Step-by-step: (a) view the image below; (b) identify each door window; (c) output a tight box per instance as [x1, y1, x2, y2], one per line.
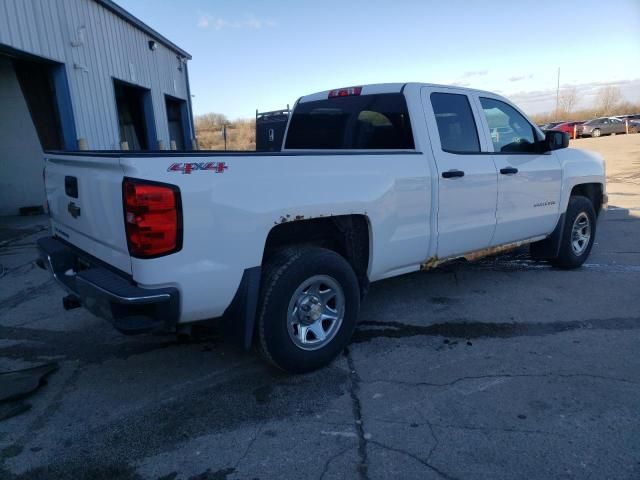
[480, 98, 539, 154]
[430, 93, 480, 153]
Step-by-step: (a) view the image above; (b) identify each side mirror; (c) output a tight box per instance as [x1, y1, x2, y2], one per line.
[544, 130, 569, 151]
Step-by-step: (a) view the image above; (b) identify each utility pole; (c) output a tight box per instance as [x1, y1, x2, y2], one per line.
[555, 67, 560, 120]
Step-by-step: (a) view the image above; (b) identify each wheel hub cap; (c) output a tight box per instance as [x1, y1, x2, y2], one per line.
[296, 295, 322, 325]
[287, 275, 345, 351]
[571, 212, 591, 255]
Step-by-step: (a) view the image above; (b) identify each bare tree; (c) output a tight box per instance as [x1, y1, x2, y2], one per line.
[558, 87, 578, 117]
[195, 113, 229, 130]
[595, 86, 622, 116]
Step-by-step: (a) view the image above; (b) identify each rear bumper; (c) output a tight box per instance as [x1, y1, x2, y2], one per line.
[37, 236, 180, 334]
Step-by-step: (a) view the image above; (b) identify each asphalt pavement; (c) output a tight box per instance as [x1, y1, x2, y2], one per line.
[0, 135, 639, 480]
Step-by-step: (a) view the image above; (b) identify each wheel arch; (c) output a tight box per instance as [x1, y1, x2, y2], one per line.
[532, 184, 602, 260]
[262, 214, 372, 296]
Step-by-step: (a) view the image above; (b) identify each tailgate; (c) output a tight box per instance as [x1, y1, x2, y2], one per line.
[44, 154, 131, 274]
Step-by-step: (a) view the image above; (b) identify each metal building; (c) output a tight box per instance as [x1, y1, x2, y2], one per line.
[0, 0, 194, 215]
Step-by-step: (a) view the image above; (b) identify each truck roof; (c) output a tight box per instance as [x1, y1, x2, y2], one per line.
[297, 82, 498, 104]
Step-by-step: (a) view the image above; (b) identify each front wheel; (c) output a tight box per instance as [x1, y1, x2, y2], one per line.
[256, 247, 360, 373]
[592, 128, 601, 138]
[553, 196, 596, 269]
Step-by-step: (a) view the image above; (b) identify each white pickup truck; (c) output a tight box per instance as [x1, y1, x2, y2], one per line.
[38, 83, 607, 372]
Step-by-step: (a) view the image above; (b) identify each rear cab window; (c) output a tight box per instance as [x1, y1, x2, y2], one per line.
[285, 93, 414, 149]
[430, 92, 481, 153]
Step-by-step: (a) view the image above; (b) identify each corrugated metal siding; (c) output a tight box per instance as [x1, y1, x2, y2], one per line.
[0, 0, 191, 149]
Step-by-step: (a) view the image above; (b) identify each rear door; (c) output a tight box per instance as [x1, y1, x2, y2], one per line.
[420, 87, 498, 258]
[44, 154, 131, 273]
[472, 95, 562, 246]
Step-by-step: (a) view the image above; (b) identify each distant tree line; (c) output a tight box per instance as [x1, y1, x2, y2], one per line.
[529, 86, 640, 125]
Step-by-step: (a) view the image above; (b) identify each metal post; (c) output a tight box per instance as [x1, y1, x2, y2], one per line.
[555, 67, 560, 120]
[223, 124, 228, 151]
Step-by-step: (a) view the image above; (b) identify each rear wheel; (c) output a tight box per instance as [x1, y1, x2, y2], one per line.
[256, 247, 360, 373]
[553, 196, 596, 269]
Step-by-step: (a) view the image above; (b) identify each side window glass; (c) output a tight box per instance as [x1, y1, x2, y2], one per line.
[430, 92, 480, 153]
[480, 97, 538, 154]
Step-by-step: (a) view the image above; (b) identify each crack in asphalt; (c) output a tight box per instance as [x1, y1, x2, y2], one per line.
[431, 423, 560, 437]
[234, 424, 262, 469]
[352, 317, 640, 344]
[364, 372, 639, 389]
[318, 446, 353, 480]
[344, 348, 370, 480]
[368, 439, 460, 480]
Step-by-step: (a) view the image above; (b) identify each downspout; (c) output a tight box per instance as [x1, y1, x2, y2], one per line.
[184, 59, 196, 150]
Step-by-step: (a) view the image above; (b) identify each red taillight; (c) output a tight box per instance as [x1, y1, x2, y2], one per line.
[328, 86, 362, 98]
[123, 179, 181, 258]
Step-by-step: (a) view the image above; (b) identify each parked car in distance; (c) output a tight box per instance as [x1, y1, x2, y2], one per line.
[577, 117, 627, 137]
[615, 114, 640, 122]
[552, 121, 584, 139]
[541, 121, 565, 130]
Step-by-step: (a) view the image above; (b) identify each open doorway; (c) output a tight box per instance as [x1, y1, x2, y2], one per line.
[0, 51, 76, 214]
[13, 60, 64, 150]
[114, 80, 156, 150]
[165, 95, 190, 150]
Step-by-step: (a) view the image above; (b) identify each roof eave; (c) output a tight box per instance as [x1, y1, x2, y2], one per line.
[94, 0, 192, 59]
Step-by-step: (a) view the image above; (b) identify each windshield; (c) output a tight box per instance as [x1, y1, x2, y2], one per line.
[585, 119, 604, 125]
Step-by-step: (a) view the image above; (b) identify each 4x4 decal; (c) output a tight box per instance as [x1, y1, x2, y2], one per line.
[167, 162, 228, 174]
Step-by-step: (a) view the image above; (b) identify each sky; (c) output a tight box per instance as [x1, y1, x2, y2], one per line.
[117, 0, 640, 119]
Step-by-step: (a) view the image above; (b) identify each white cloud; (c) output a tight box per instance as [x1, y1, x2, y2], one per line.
[197, 13, 276, 30]
[509, 74, 534, 82]
[462, 70, 488, 78]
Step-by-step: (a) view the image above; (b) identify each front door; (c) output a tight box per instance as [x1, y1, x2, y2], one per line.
[421, 87, 498, 259]
[473, 95, 562, 246]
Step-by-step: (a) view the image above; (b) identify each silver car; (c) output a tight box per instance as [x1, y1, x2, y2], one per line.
[578, 117, 627, 137]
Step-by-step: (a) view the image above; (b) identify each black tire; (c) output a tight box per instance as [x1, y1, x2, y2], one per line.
[592, 128, 601, 138]
[256, 247, 360, 373]
[553, 195, 596, 269]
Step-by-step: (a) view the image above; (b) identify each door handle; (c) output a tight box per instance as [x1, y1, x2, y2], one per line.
[442, 170, 465, 179]
[500, 167, 518, 175]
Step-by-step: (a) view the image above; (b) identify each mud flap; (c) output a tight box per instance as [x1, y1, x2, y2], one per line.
[222, 267, 261, 350]
[530, 213, 565, 260]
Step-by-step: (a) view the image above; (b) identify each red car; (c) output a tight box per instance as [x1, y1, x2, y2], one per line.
[552, 121, 584, 139]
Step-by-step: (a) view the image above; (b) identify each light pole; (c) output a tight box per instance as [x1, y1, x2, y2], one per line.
[555, 67, 560, 120]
